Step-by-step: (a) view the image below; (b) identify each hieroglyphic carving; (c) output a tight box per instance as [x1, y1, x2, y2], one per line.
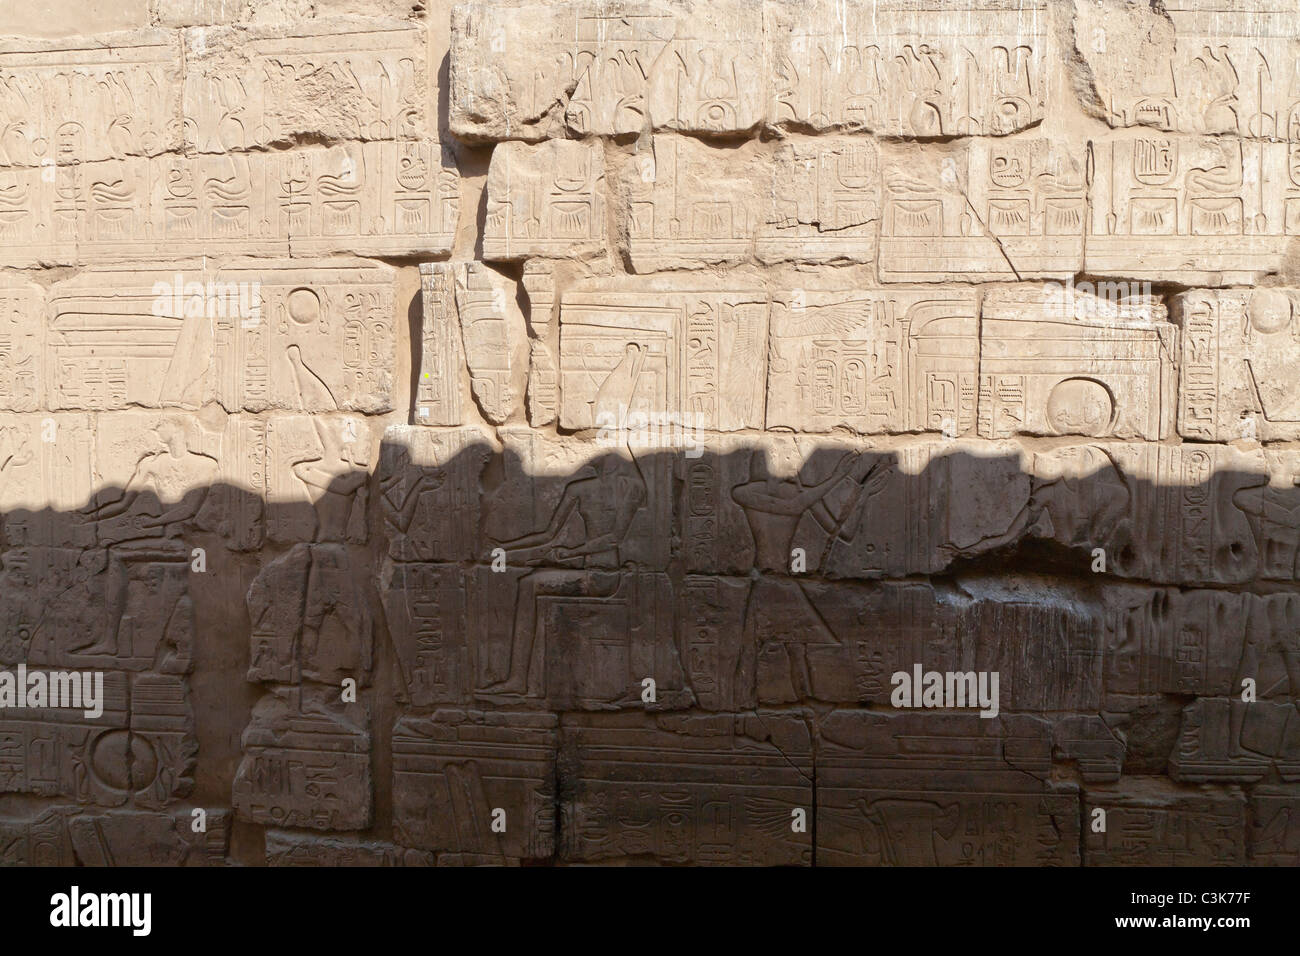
[678, 570, 1105, 712]
[768, 0, 1048, 137]
[0, 30, 182, 167]
[558, 286, 768, 433]
[760, 138, 881, 264]
[247, 542, 374, 685]
[68, 808, 231, 866]
[484, 140, 606, 261]
[1175, 288, 1300, 441]
[1105, 587, 1251, 702]
[473, 566, 682, 708]
[450, 2, 764, 141]
[416, 263, 465, 426]
[232, 686, 371, 831]
[974, 441, 1265, 587]
[527, 341, 560, 428]
[379, 424, 493, 562]
[454, 263, 522, 425]
[0, 142, 455, 263]
[0, 671, 128, 803]
[561, 712, 813, 865]
[804, 577, 1104, 712]
[474, 431, 679, 706]
[181, 18, 433, 150]
[47, 260, 396, 414]
[452, 1, 1048, 141]
[622, 136, 881, 269]
[766, 289, 979, 435]
[679, 575, 750, 711]
[489, 427, 672, 570]
[1084, 781, 1246, 865]
[0, 413, 96, 549]
[0, 807, 80, 865]
[1095, 442, 1264, 586]
[1087, 134, 1296, 284]
[879, 136, 1087, 282]
[2, 546, 194, 675]
[266, 830, 433, 866]
[0, 18, 454, 264]
[1072, 0, 1300, 138]
[5, 0, 1300, 872]
[622, 137, 761, 271]
[1250, 788, 1300, 864]
[381, 562, 470, 708]
[0, 281, 44, 412]
[816, 710, 1078, 866]
[1168, 596, 1300, 782]
[279, 141, 458, 257]
[393, 710, 557, 863]
[522, 263, 561, 427]
[0, 807, 229, 866]
[0, 670, 194, 810]
[978, 286, 1176, 440]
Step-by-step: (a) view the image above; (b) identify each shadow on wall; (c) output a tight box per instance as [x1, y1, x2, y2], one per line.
[0, 434, 1298, 866]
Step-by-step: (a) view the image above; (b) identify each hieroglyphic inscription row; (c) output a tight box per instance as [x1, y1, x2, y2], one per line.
[1073, 0, 1300, 137]
[0, 262, 397, 414]
[450, 0, 1052, 141]
[424, 264, 1300, 450]
[0, 18, 456, 263]
[479, 132, 1300, 285]
[453, 0, 1300, 144]
[0, 20, 434, 163]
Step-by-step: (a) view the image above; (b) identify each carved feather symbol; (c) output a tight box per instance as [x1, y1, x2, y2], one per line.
[774, 299, 873, 337]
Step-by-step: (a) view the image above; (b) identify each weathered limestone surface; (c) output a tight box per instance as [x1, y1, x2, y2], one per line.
[0, 0, 1298, 868]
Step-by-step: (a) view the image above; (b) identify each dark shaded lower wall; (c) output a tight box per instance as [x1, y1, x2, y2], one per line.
[1, 437, 1297, 866]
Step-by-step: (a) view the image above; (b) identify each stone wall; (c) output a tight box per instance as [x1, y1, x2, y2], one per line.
[0, 0, 1298, 866]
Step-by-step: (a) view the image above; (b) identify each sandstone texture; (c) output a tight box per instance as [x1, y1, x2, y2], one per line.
[0, 0, 1297, 868]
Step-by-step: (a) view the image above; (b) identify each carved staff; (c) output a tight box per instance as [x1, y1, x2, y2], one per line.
[818, 458, 881, 572]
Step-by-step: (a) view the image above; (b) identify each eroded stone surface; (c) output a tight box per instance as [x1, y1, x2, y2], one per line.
[1070, 0, 1297, 138]
[449, 1, 765, 142]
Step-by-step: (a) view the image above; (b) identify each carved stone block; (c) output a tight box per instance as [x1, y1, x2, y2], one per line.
[1084, 780, 1246, 866]
[232, 686, 371, 831]
[816, 709, 1079, 866]
[1175, 288, 1300, 441]
[979, 286, 1175, 440]
[561, 712, 813, 865]
[558, 286, 768, 433]
[266, 831, 434, 866]
[1070, 0, 1298, 137]
[450, 1, 765, 141]
[485, 140, 606, 261]
[393, 709, 557, 862]
[765, 288, 978, 435]
[1086, 135, 1296, 285]
[767, 0, 1049, 137]
[879, 136, 1086, 282]
[48, 261, 397, 414]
